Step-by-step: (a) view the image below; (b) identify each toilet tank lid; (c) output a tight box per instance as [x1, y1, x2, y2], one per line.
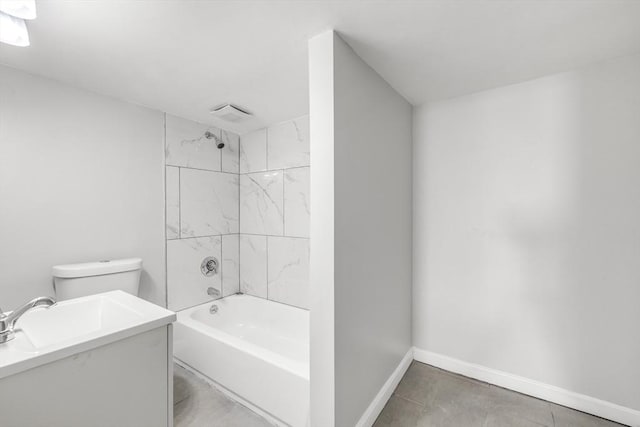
[52, 258, 143, 278]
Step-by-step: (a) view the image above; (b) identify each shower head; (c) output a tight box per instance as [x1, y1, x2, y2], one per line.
[204, 131, 224, 149]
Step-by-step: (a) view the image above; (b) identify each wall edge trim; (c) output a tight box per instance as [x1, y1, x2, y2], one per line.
[355, 348, 414, 427]
[413, 347, 640, 427]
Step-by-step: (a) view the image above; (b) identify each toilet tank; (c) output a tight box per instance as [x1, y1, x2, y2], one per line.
[52, 258, 142, 301]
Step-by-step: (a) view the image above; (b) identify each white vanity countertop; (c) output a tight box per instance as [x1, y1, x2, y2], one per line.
[0, 290, 176, 380]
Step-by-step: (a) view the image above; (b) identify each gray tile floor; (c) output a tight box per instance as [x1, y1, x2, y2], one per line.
[174, 361, 624, 427]
[374, 361, 626, 427]
[173, 364, 272, 427]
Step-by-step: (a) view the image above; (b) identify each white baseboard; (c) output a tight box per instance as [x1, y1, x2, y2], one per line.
[355, 348, 414, 427]
[413, 348, 640, 427]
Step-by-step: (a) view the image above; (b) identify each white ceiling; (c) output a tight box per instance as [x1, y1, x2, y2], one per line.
[2, 1, 640, 133]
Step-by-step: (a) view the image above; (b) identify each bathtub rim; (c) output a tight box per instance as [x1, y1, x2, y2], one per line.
[175, 294, 309, 381]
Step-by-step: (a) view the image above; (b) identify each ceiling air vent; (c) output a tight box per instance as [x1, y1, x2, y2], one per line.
[210, 104, 252, 123]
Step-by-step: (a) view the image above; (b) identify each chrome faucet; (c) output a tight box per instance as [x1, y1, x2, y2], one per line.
[0, 296, 56, 344]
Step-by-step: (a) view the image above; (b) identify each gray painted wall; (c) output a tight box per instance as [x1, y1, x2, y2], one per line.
[310, 31, 413, 426]
[413, 53, 640, 411]
[0, 65, 166, 308]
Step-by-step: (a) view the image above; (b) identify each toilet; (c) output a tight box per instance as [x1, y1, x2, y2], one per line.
[52, 258, 142, 300]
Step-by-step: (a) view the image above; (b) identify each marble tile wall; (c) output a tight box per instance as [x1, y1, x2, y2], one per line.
[164, 114, 309, 311]
[239, 116, 310, 309]
[165, 114, 240, 311]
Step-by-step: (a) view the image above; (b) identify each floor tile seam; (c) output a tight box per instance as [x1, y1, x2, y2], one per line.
[173, 396, 190, 406]
[483, 405, 556, 427]
[391, 392, 429, 409]
[415, 361, 494, 387]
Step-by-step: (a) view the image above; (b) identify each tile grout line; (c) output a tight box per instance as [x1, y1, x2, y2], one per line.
[173, 394, 189, 407]
[282, 168, 286, 238]
[163, 112, 169, 309]
[178, 167, 182, 240]
[392, 394, 427, 409]
[266, 235, 269, 300]
[218, 130, 231, 297]
[239, 164, 310, 176]
[238, 136, 242, 295]
[167, 164, 239, 175]
[235, 234, 240, 296]
[238, 232, 310, 240]
[167, 232, 241, 241]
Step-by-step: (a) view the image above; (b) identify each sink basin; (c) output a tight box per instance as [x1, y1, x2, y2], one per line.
[18, 294, 143, 349]
[0, 290, 175, 379]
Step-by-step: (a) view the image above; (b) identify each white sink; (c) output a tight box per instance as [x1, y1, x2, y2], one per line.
[0, 290, 175, 379]
[18, 294, 143, 348]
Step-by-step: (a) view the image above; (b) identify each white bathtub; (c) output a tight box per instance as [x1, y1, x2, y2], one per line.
[173, 294, 309, 427]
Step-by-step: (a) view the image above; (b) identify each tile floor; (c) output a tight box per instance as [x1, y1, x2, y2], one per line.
[174, 361, 625, 427]
[374, 361, 626, 427]
[173, 364, 272, 427]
